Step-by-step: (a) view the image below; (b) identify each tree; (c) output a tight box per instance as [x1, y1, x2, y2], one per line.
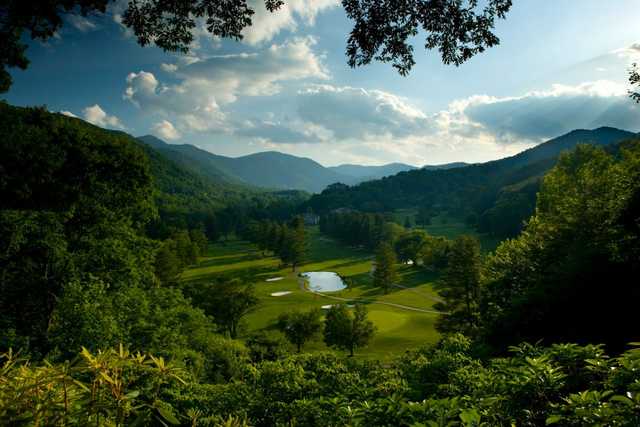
[434, 235, 482, 336]
[185, 279, 259, 338]
[286, 216, 306, 271]
[419, 236, 452, 271]
[395, 230, 428, 265]
[154, 241, 181, 284]
[343, 0, 512, 75]
[480, 143, 640, 352]
[373, 242, 397, 294]
[323, 304, 375, 357]
[1, 1, 514, 94]
[277, 309, 322, 352]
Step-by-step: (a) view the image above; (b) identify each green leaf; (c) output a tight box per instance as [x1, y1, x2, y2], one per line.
[546, 415, 564, 425]
[156, 406, 180, 425]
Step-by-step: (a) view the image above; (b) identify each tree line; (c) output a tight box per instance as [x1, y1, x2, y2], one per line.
[241, 216, 307, 270]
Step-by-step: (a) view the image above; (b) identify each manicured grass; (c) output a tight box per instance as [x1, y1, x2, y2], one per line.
[181, 227, 441, 360]
[393, 209, 503, 252]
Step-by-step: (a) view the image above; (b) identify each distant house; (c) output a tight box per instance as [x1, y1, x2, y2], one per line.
[303, 212, 320, 225]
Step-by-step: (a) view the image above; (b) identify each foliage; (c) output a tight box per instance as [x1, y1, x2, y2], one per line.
[435, 236, 482, 336]
[242, 216, 308, 269]
[480, 143, 640, 352]
[4, 340, 640, 426]
[324, 305, 376, 357]
[373, 242, 398, 294]
[277, 309, 323, 353]
[183, 279, 259, 339]
[343, 0, 512, 75]
[0, 345, 185, 426]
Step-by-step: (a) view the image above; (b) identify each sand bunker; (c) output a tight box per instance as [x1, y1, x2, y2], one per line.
[270, 291, 291, 297]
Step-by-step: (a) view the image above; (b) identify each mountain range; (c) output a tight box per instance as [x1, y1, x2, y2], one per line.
[305, 126, 638, 237]
[138, 135, 457, 193]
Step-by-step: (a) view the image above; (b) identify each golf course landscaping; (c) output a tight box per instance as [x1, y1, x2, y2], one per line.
[180, 227, 442, 360]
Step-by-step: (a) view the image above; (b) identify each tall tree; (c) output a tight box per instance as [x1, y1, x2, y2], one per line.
[435, 235, 482, 336]
[324, 304, 376, 357]
[287, 216, 306, 271]
[373, 242, 398, 294]
[277, 309, 322, 353]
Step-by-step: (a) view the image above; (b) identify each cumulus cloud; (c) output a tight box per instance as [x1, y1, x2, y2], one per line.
[448, 80, 640, 143]
[124, 37, 328, 133]
[153, 120, 181, 140]
[233, 79, 640, 165]
[295, 84, 431, 141]
[82, 104, 126, 129]
[60, 110, 78, 118]
[242, 0, 339, 45]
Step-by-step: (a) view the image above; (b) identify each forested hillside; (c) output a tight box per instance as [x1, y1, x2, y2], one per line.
[306, 127, 636, 237]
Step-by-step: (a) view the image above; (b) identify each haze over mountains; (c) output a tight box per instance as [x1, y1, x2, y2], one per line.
[139, 135, 462, 193]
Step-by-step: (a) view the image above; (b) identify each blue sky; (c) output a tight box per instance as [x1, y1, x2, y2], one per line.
[5, 0, 640, 166]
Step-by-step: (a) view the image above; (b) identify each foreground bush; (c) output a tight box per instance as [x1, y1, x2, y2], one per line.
[2, 337, 639, 426]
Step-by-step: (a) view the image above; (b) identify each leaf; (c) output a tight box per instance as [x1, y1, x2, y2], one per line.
[156, 405, 180, 425]
[125, 390, 141, 400]
[546, 415, 564, 425]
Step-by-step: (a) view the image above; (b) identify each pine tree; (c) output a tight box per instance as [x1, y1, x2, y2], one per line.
[288, 216, 306, 271]
[434, 235, 482, 336]
[373, 242, 397, 294]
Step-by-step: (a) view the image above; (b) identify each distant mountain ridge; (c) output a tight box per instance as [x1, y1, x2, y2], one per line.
[139, 136, 443, 193]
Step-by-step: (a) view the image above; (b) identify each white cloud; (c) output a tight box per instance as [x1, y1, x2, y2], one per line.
[613, 42, 640, 60]
[82, 104, 126, 129]
[295, 84, 431, 141]
[60, 110, 78, 118]
[160, 63, 178, 73]
[124, 37, 328, 133]
[152, 120, 181, 140]
[242, 0, 339, 45]
[232, 79, 640, 165]
[67, 15, 98, 32]
[448, 80, 639, 143]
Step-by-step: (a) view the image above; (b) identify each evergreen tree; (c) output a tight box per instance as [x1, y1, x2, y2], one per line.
[287, 216, 307, 271]
[435, 235, 482, 336]
[154, 241, 181, 285]
[324, 305, 376, 357]
[373, 242, 397, 294]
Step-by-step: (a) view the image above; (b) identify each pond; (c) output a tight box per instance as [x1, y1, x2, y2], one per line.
[303, 271, 347, 293]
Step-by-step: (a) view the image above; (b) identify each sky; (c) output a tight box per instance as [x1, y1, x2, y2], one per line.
[5, 0, 640, 166]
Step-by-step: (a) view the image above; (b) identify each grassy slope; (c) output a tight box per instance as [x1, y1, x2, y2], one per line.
[181, 228, 440, 360]
[393, 209, 503, 252]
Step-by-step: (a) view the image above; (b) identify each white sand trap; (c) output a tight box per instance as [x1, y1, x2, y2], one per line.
[321, 304, 334, 309]
[270, 291, 291, 297]
[266, 277, 284, 282]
